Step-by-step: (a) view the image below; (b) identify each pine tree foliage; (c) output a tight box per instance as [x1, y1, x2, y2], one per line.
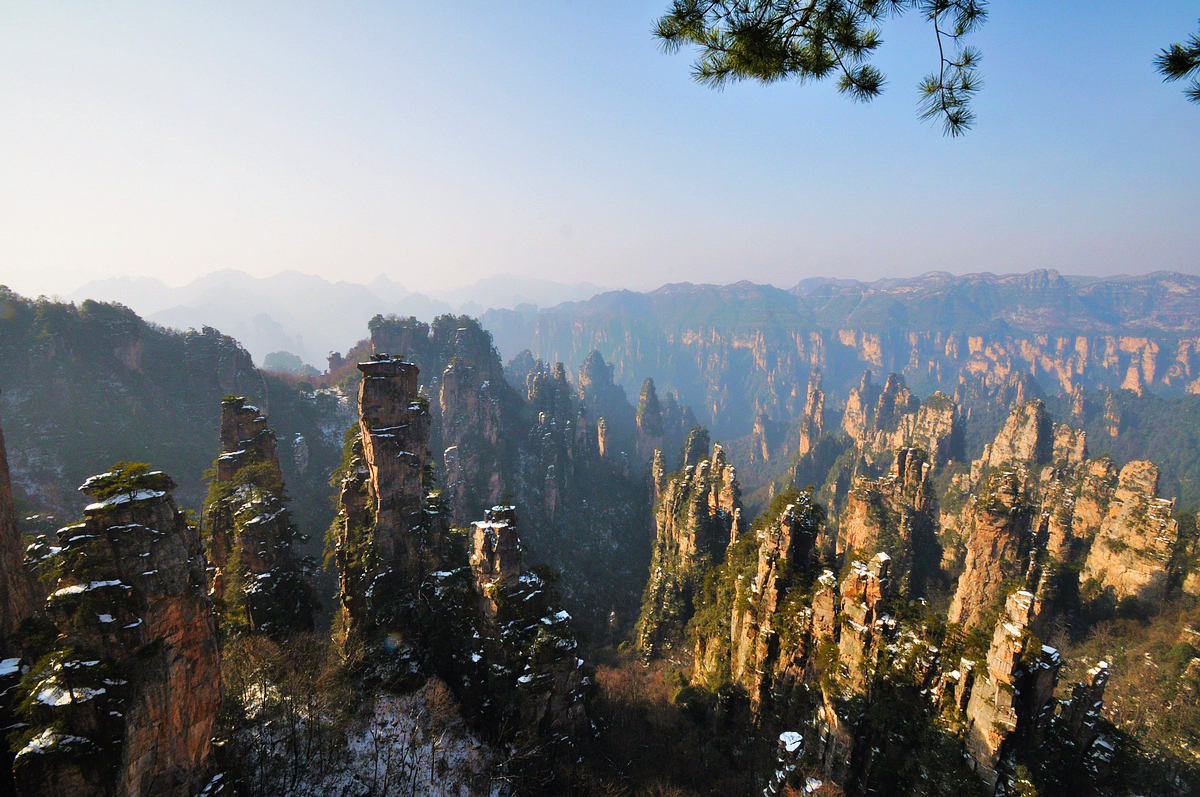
[1157, 19, 1200, 103]
[654, 0, 987, 135]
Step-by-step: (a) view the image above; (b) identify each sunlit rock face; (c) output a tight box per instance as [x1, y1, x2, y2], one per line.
[962, 590, 1060, 794]
[635, 440, 741, 659]
[1081, 460, 1179, 604]
[837, 447, 937, 594]
[15, 470, 220, 797]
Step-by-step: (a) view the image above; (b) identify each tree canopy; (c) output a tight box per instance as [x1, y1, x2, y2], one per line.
[654, 0, 988, 136]
[1157, 19, 1200, 103]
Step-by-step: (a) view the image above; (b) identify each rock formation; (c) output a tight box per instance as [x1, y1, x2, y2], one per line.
[13, 466, 220, 797]
[205, 397, 314, 636]
[1081, 461, 1179, 604]
[467, 507, 587, 742]
[440, 359, 507, 525]
[962, 590, 1060, 793]
[635, 439, 741, 658]
[974, 399, 1053, 476]
[332, 356, 442, 644]
[837, 448, 937, 593]
[726, 494, 822, 707]
[839, 373, 962, 468]
[947, 470, 1034, 629]
[636, 378, 665, 465]
[795, 369, 824, 459]
[470, 505, 523, 618]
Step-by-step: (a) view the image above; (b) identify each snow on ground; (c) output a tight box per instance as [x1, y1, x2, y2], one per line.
[234, 679, 504, 797]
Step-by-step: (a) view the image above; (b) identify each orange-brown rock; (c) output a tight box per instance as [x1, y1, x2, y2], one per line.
[962, 590, 1060, 794]
[357, 356, 432, 577]
[837, 448, 936, 591]
[948, 471, 1034, 629]
[1081, 461, 1178, 604]
[976, 399, 1053, 474]
[635, 440, 741, 658]
[837, 553, 892, 690]
[15, 469, 220, 797]
[728, 496, 821, 707]
[795, 369, 824, 459]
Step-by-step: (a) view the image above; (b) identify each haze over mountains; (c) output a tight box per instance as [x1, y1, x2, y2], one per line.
[67, 270, 611, 368]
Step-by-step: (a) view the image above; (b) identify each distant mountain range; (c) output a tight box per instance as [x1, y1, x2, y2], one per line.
[67, 270, 610, 368]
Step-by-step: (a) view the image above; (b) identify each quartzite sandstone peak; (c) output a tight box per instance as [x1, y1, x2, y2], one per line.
[15, 467, 220, 797]
[205, 396, 314, 635]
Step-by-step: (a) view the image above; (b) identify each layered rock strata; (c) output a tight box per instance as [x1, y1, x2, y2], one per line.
[837, 447, 936, 593]
[333, 356, 442, 643]
[962, 590, 1061, 793]
[14, 468, 220, 797]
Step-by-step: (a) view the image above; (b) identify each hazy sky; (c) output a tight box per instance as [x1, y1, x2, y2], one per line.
[1, 1, 1197, 299]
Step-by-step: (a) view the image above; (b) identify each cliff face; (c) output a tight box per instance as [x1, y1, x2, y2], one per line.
[726, 495, 822, 708]
[14, 467, 220, 797]
[205, 397, 314, 636]
[837, 447, 937, 594]
[795, 369, 825, 459]
[333, 357, 442, 644]
[635, 441, 741, 658]
[947, 470, 1034, 629]
[489, 272, 1200, 440]
[1081, 461, 1179, 604]
[974, 399, 1053, 475]
[962, 591, 1060, 793]
[839, 373, 963, 468]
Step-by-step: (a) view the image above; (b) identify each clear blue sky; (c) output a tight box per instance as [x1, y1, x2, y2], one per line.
[0, 1, 1196, 298]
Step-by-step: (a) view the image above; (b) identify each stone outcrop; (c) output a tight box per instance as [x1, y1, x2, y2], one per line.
[974, 399, 1053, 476]
[948, 470, 1034, 629]
[1081, 461, 1179, 604]
[470, 505, 522, 617]
[727, 495, 822, 707]
[468, 507, 587, 742]
[440, 359, 506, 525]
[837, 448, 936, 593]
[836, 553, 892, 691]
[635, 440, 741, 658]
[333, 356, 442, 643]
[205, 397, 313, 635]
[14, 467, 220, 797]
[636, 378, 666, 465]
[795, 369, 824, 459]
[962, 591, 1060, 794]
[839, 373, 962, 467]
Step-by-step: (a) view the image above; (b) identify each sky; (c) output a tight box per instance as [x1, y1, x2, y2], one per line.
[0, 1, 1196, 299]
